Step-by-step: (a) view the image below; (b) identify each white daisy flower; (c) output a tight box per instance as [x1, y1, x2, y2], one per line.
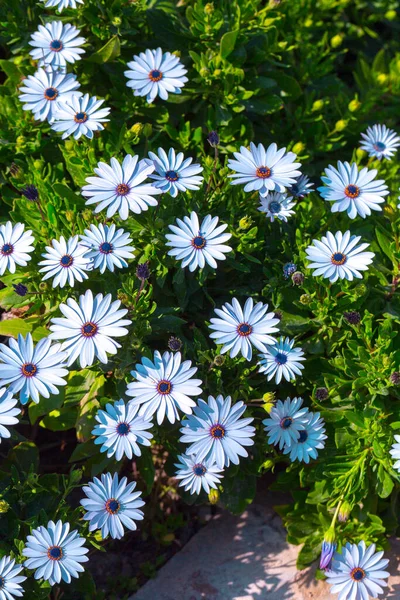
[44, 0, 84, 11]
[80, 472, 145, 540]
[23, 520, 88, 586]
[38, 235, 91, 288]
[305, 230, 375, 284]
[0, 388, 21, 443]
[209, 297, 279, 361]
[124, 48, 188, 103]
[179, 395, 255, 469]
[257, 192, 295, 223]
[126, 351, 202, 425]
[283, 412, 327, 463]
[227, 142, 301, 197]
[287, 174, 314, 198]
[0, 222, 34, 276]
[29, 21, 85, 69]
[263, 396, 309, 450]
[318, 161, 389, 219]
[145, 148, 203, 197]
[326, 540, 390, 600]
[0, 333, 68, 405]
[175, 453, 224, 495]
[360, 124, 400, 161]
[51, 93, 110, 140]
[258, 337, 305, 384]
[49, 289, 131, 368]
[92, 399, 153, 461]
[166, 211, 232, 271]
[79, 224, 135, 273]
[389, 435, 400, 472]
[0, 556, 26, 600]
[18, 68, 81, 123]
[81, 154, 161, 220]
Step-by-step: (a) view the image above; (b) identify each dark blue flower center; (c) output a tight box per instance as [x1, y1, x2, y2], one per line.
[157, 380, 172, 394]
[268, 201, 281, 214]
[193, 464, 207, 476]
[331, 252, 346, 266]
[210, 423, 225, 439]
[280, 417, 293, 429]
[105, 498, 121, 514]
[60, 254, 73, 267]
[116, 422, 130, 436]
[165, 170, 179, 182]
[0, 575, 4, 589]
[298, 430, 308, 443]
[373, 141, 386, 151]
[1, 243, 13, 255]
[192, 235, 206, 249]
[47, 545, 63, 560]
[351, 567, 366, 581]
[44, 87, 58, 100]
[116, 183, 130, 196]
[81, 321, 98, 337]
[256, 166, 271, 178]
[344, 184, 360, 198]
[74, 112, 88, 123]
[99, 242, 113, 254]
[237, 322, 252, 336]
[275, 352, 288, 365]
[50, 39, 63, 52]
[290, 184, 299, 195]
[149, 69, 163, 82]
[22, 363, 37, 377]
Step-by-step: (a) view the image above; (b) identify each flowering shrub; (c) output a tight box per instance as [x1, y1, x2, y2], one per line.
[0, 0, 400, 598]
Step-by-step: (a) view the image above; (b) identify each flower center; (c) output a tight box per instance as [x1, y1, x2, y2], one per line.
[275, 352, 288, 365]
[237, 322, 252, 336]
[210, 424, 226, 439]
[1, 243, 13, 256]
[331, 252, 347, 266]
[268, 200, 281, 214]
[256, 166, 271, 179]
[60, 254, 73, 267]
[280, 417, 293, 429]
[165, 170, 179, 182]
[74, 112, 88, 123]
[344, 184, 360, 198]
[99, 242, 113, 254]
[157, 380, 172, 394]
[116, 422, 130, 436]
[0, 576, 4, 589]
[298, 430, 308, 443]
[21, 363, 37, 377]
[105, 498, 121, 514]
[193, 463, 207, 476]
[50, 39, 63, 52]
[116, 183, 130, 196]
[373, 141, 386, 151]
[81, 321, 98, 337]
[149, 69, 163, 82]
[44, 87, 58, 100]
[192, 235, 206, 250]
[291, 184, 299, 195]
[350, 567, 366, 581]
[47, 545, 63, 561]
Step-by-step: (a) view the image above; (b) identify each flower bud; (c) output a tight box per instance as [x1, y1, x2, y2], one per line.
[292, 142, 305, 155]
[168, 336, 182, 352]
[335, 119, 348, 132]
[300, 294, 312, 305]
[283, 262, 297, 279]
[343, 311, 361, 325]
[238, 216, 252, 230]
[338, 501, 352, 522]
[320, 528, 337, 570]
[204, 2, 214, 14]
[0, 500, 10, 513]
[348, 99, 361, 112]
[214, 355, 225, 366]
[331, 34, 343, 48]
[390, 372, 400, 386]
[312, 99, 324, 112]
[199, 67, 210, 78]
[65, 210, 75, 223]
[207, 130, 219, 148]
[377, 73, 389, 85]
[208, 489, 219, 504]
[291, 271, 305, 286]
[136, 262, 150, 281]
[315, 387, 329, 401]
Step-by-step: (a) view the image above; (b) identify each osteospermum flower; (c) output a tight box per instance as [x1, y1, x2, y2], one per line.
[43, 0, 84, 11]
[51, 93, 110, 140]
[227, 142, 301, 196]
[360, 124, 400, 161]
[145, 148, 203, 197]
[283, 412, 327, 463]
[389, 435, 400, 472]
[81, 154, 161, 220]
[305, 231, 375, 283]
[0, 222, 34, 276]
[23, 520, 88, 586]
[0, 334, 68, 405]
[0, 556, 26, 600]
[126, 351, 202, 425]
[318, 161, 389, 219]
[80, 472, 145, 540]
[175, 453, 224, 495]
[326, 541, 390, 600]
[124, 48, 188, 103]
[258, 337, 305, 384]
[287, 174, 314, 198]
[80, 224, 135, 273]
[0, 388, 21, 442]
[29, 21, 85, 69]
[257, 192, 295, 223]
[166, 212, 232, 271]
[263, 397, 309, 450]
[49, 289, 131, 367]
[18, 68, 81, 123]
[92, 399, 153, 461]
[38, 235, 91, 288]
[209, 297, 279, 361]
[179, 395, 255, 469]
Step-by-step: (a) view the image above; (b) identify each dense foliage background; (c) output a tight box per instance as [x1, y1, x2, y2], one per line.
[1, 0, 400, 598]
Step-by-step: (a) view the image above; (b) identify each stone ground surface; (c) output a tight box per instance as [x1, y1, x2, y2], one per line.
[130, 494, 400, 600]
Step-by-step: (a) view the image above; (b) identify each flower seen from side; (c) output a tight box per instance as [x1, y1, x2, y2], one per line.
[287, 174, 314, 198]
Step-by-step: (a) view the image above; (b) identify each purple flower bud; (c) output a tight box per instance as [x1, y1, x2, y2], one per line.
[320, 539, 337, 570]
[13, 283, 28, 297]
[207, 131, 220, 148]
[20, 184, 39, 202]
[136, 262, 150, 281]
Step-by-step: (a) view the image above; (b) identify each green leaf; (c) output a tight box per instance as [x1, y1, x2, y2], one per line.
[53, 183, 85, 208]
[220, 30, 239, 59]
[375, 226, 394, 261]
[220, 474, 256, 514]
[88, 36, 121, 63]
[135, 447, 155, 494]
[6, 442, 39, 473]
[344, 411, 365, 428]
[0, 318, 32, 338]
[376, 465, 394, 498]
[270, 72, 302, 98]
[40, 406, 77, 431]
